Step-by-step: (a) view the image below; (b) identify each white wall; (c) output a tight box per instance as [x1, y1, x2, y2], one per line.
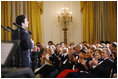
[41, 1, 83, 45]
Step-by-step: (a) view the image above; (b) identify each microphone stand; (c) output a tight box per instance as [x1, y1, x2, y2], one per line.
[7, 26, 15, 67]
[13, 23, 21, 67]
[7, 26, 15, 40]
[18, 28, 21, 67]
[4, 29, 6, 42]
[1, 25, 9, 42]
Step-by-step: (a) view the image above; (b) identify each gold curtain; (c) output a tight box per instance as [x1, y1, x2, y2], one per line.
[108, 1, 117, 42]
[1, 1, 11, 41]
[94, 1, 107, 41]
[81, 1, 117, 43]
[28, 1, 42, 45]
[81, 1, 95, 43]
[9, 1, 29, 30]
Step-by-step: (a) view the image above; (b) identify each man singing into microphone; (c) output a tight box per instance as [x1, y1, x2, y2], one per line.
[14, 15, 33, 68]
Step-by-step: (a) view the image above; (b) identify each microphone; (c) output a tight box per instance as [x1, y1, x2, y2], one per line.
[13, 22, 22, 29]
[7, 26, 14, 31]
[1, 25, 9, 32]
[28, 31, 32, 35]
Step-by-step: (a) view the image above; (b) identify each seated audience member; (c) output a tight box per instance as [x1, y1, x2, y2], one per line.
[68, 46, 77, 59]
[110, 42, 117, 61]
[82, 46, 87, 50]
[69, 42, 75, 47]
[60, 42, 65, 50]
[80, 49, 92, 71]
[101, 43, 106, 48]
[39, 43, 45, 55]
[37, 46, 42, 67]
[60, 48, 69, 64]
[45, 44, 62, 77]
[88, 49, 103, 70]
[60, 53, 75, 71]
[31, 46, 38, 71]
[41, 48, 52, 65]
[72, 44, 82, 59]
[75, 44, 82, 53]
[114, 48, 117, 66]
[111, 42, 117, 52]
[35, 47, 56, 77]
[36, 42, 44, 65]
[90, 45, 96, 52]
[75, 50, 88, 71]
[111, 46, 117, 77]
[56, 53, 78, 78]
[84, 49, 92, 60]
[36, 42, 40, 47]
[47, 41, 56, 51]
[94, 48, 103, 62]
[49, 44, 62, 69]
[55, 48, 69, 71]
[63, 50, 87, 78]
[82, 42, 89, 49]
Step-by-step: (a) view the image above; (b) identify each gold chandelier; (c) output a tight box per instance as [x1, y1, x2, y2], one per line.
[57, 8, 72, 23]
[57, 8, 72, 44]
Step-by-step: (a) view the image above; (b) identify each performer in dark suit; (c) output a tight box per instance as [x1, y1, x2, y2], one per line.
[13, 15, 33, 67]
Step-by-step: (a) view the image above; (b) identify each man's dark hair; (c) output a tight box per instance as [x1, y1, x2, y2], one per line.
[82, 41, 87, 44]
[28, 31, 32, 35]
[48, 41, 53, 45]
[105, 41, 110, 44]
[79, 49, 86, 54]
[16, 15, 26, 26]
[100, 41, 105, 44]
[36, 42, 40, 45]
[112, 43, 117, 48]
[60, 42, 64, 44]
[56, 43, 60, 46]
[36, 42, 40, 47]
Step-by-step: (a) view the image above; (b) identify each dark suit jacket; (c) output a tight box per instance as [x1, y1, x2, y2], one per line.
[12, 28, 33, 67]
[112, 56, 117, 74]
[31, 51, 38, 71]
[20, 28, 33, 67]
[49, 51, 61, 69]
[90, 58, 114, 78]
[60, 59, 75, 72]
[20, 28, 32, 50]
[75, 62, 87, 71]
[60, 53, 69, 63]
[69, 58, 114, 78]
[73, 52, 79, 59]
